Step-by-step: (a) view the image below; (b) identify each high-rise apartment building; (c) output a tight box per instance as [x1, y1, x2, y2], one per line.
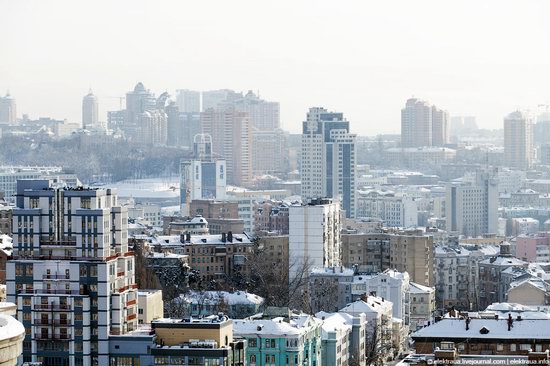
[252, 129, 289, 176]
[124, 82, 156, 139]
[82, 90, 98, 129]
[137, 109, 167, 145]
[175, 89, 200, 113]
[6, 180, 137, 366]
[201, 106, 252, 186]
[446, 169, 499, 237]
[504, 111, 533, 170]
[202, 89, 241, 111]
[165, 101, 180, 146]
[301, 107, 356, 218]
[180, 134, 227, 215]
[431, 106, 449, 146]
[233, 90, 280, 131]
[0, 92, 17, 124]
[288, 198, 341, 281]
[401, 98, 449, 147]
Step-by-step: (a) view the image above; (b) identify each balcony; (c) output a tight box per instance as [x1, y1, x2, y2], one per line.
[34, 319, 71, 326]
[33, 303, 72, 311]
[34, 333, 72, 340]
[43, 274, 70, 280]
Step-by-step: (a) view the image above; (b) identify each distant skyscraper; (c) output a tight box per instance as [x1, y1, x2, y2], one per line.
[201, 106, 252, 186]
[401, 98, 432, 147]
[431, 106, 449, 146]
[534, 111, 550, 146]
[446, 169, 499, 237]
[252, 129, 289, 176]
[180, 134, 227, 215]
[165, 101, 180, 146]
[181, 112, 202, 149]
[176, 89, 201, 113]
[201, 89, 241, 111]
[137, 109, 167, 145]
[233, 90, 280, 131]
[301, 107, 357, 218]
[0, 92, 17, 124]
[82, 89, 98, 129]
[125, 82, 156, 139]
[504, 111, 533, 170]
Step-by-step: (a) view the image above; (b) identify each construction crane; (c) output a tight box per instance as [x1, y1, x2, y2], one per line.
[102, 96, 126, 110]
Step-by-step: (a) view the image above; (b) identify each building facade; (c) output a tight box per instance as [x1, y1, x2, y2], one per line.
[504, 111, 533, 170]
[82, 90, 99, 129]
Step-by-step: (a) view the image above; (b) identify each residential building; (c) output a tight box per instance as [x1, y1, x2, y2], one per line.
[504, 110, 533, 170]
[252, 129, 289, 176]
[253, 200, 290, 235]
[6, 179, 137, 365]
[389, 229, 434, 286]
[401, 98, 432, 147]
[356, 190, 418, 227]
[151, 315, 246, 366]
[309, 267, 355, 313]
[137, 289, 163, 325]
[351, 269, 410, 326]
[409, 282, 436, 331]
[316, 313, 352, 366]
[0, 92, 16, 124]
[446, 169, 499, 237]
[137, 109, 167, 145]
[180, 112, 202, 148]
[202, 89, 241, 111]
[233, 90, 280, 131]
[165, 100, 180, 146]
[431, 106, 449, 147]
[0, 234, 12, 283]
[164, 215, 210, 236]
[125, 82, 156, 139]
[507, 277, 550, 306]
[201, 106, 252, 186]
[412, 317, 550, 355]
[478, 242, 527, 308]
[288, 199, 341, 281]
[515, 233, 550, 262]
[384, 147, 456, 169]
[341, 233, 391, 273]
[233, 312, 322, 366]
[127, 202, 162, 227]
[82, 89, 98, 129]
[176, 89, 201, 113]
[180, 134, 227, 215]
[301, 107, 357, 218]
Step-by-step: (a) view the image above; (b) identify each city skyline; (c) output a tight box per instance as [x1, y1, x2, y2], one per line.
[2, 1, 550, 135]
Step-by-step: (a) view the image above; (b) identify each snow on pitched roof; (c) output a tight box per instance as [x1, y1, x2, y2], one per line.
[410, 282, 435, 294]
[233, 315, 321, 338]
[314, 312, 352, 339]
[180, 291, 264, 306]
[340, 296, 393, 315]
[412, 318, 550, 340]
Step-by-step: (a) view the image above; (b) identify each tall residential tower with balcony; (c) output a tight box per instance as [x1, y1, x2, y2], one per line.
[6, 180, 138, 366]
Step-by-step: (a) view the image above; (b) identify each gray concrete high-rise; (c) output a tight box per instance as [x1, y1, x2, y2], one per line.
[401, 98, 449, 147]
[124, 82, 156, 139]
[504, 110, 533, 170]
[301, 107, 357, 218]
[82, 89, 98, 129]
[0, 92, 17, 124]
[233, 90, 280, 131]
[176, 89, 200, 113]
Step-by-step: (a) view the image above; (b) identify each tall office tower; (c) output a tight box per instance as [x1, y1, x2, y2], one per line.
[176, 89, 200, 113]
[301, 107, 357, 218]
[82, 89, 98, 129]
[201, 89, 241, 111]
[201, 106, 252, 186]
[165, 101, 180, 146]
[288, 198, 341, 281]
[137, 110, 167, 145]
[180, 112, 202, 149]
[107, 110, 125, 130]
[252, 129, 289, 176]
[124, 82, 156, 139]
[6, 180, 137, 366]
[446, 169, 499, 237]
[180, 134, 227, 215]
[431, 106, 449, 146]
[0, 91, 17, 123]
[401, 98, 432, 147]
[504, 111, 533, 170]
[534, 111, 550, 146]
[233, 90, 280, 131]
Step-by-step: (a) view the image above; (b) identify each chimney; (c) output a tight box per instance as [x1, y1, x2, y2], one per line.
[186, 232, 191, 242]
[221, 233, 226, 242]
[227, 231, 233, 242]
[507, 313, 513, 331]
[465, 317, 470, 331]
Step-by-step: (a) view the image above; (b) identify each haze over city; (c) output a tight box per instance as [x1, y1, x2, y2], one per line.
[2, 0, 550, 135]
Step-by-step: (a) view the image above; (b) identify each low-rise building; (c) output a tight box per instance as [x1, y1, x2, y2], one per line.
[174, 290, 265, 319]
[138, 289, 164, 324]
[409, 282, 436, 331]
[233, 312, 322, 366]
[316, 312, 352, 366]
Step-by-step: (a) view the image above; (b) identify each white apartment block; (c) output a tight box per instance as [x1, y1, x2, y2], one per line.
[356, 190, 418, 227]
[288, 198, 341, 282]
[504, 111, 533, 170]
[6, 180, 137, 366]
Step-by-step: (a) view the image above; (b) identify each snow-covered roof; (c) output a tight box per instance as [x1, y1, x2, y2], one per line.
[340, 296, 393, 315]
[412, 318, 550, 340]
[314, 312, 352, 339]
[310, 266, 354, 277]
[480, 256, 526, 266]
[233, 314, 321, 338]
[410, 282, 435, 294]
[179, 291, 264, 306]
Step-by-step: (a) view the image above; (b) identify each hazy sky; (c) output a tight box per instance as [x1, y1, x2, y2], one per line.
[1, 0, 550, 135]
